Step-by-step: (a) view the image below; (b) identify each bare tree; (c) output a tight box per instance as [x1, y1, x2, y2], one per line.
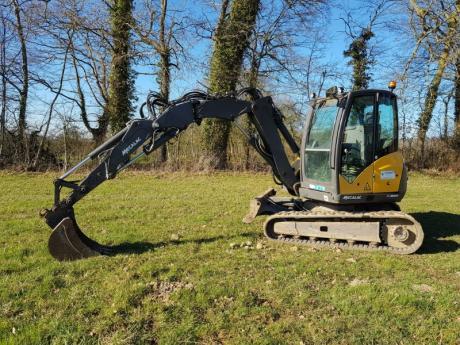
[69, 33, 109, 144]
[408, 0, 459, 162]
[44, 0, 113, 144]
[132, 0, 184, 162]
[9, 0, 29, 162]
[237, 0, 328, 168]
[0, 9, 7, 158]
[32, 39, 70, 169]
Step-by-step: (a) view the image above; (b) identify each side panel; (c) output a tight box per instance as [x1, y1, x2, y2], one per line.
[338, 165, 373, 194]
[373, 151, 403, 193]
[338, 151, 403, 195]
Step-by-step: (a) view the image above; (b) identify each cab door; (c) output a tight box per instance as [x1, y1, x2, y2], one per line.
[338, 94, 376, 194]
[372, 93, 402, 193]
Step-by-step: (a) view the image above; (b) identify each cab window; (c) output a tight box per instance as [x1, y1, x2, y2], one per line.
[340, 95, 375, 183]
[376, 94, 397, 158]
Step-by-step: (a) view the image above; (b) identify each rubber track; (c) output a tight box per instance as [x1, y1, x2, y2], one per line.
[264, 210, 424, 254]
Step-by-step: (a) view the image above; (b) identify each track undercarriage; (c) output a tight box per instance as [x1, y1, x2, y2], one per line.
[245, 189, 424, 254]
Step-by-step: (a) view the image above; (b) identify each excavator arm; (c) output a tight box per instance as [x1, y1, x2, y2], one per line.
[42, 88, 300, 260]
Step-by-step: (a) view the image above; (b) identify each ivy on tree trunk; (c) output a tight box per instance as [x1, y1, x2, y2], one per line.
[343, 28, 374, 91]
[201, 0, 260, 169]
[454, 57, 460, 148]
[410, 0, 459, 163]
[108, 0, 136, 133]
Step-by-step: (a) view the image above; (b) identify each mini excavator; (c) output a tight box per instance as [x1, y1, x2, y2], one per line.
[41, 83, 424, 261]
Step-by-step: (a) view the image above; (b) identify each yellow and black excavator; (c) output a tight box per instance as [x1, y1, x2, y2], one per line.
[41, 83, 424, 261]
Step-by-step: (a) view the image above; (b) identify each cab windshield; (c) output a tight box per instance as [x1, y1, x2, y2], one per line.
[304, 99, 338, 182]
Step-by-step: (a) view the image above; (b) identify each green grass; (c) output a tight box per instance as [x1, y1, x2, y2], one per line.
[0, 171, 459, 344]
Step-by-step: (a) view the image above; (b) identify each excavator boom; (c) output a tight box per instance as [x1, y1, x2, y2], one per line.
[42, 89, 300, 260]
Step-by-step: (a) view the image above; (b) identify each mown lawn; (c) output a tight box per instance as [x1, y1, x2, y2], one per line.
[0, 171, 459, 344]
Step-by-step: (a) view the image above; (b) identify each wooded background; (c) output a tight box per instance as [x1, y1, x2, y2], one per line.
[0, 0, 459, 172]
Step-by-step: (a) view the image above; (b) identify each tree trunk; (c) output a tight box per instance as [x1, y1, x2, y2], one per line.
[93, 109, 110, 145]
[108, 0, 135, 132]
[416, 45, 450, 165]
[442, 97, 449, 141]
[243, 51, 260, 169]
[201, 0, 260, 169]
[158, 0, 170, 164]
[158, 50, 170, 163]
[13, 0, 29, 163]
[454, 57, 460, 148]
[63, 123, 68, 171]
[0, 16, 6, 158]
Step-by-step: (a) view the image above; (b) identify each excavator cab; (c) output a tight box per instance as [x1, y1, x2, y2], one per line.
[300, 87, 406, 205]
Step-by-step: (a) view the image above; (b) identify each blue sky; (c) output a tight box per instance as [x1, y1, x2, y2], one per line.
[133, 0, 351, 99]
[26, 0, 440, 138]
[133, 0, 406, 106]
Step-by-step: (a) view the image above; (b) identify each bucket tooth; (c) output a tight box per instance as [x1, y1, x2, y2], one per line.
[48, 217, 112, 261]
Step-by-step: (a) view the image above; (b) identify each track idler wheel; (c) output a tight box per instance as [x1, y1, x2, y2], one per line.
[43, 207, 113, 261]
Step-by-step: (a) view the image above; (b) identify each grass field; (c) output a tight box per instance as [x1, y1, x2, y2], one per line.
[0, 171, 459, 344]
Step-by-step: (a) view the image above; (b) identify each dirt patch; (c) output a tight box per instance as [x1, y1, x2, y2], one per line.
[412, 284, 435, 293]
[147, 280, 194, 301]
[349, 278, 369, 287]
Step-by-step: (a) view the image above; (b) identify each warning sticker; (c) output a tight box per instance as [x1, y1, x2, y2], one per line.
[380, 170, 396, 180]
[364, 183, 371, 191]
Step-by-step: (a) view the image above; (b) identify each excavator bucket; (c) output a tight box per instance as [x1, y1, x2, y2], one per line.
[44, 207, 113, 261]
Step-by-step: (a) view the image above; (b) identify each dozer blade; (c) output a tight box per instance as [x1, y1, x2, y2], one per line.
[48, 217, 113, 261]
[243, 188, 297, 223]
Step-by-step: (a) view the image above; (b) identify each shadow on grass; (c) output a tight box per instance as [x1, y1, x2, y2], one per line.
[411, 211, 460, 254]
[108, 231, 256, 256]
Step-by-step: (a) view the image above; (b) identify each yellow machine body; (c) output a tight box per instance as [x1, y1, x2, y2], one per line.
[339, 151, 404, 194]
[299, 89, 407, 205]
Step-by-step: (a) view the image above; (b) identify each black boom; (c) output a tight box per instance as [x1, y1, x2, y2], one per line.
[42, 88, 300, 260]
